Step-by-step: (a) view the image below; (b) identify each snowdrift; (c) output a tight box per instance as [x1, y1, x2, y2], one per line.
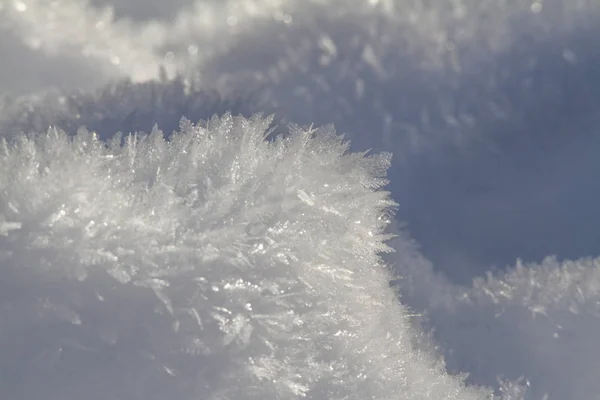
[3, 0, 600, 399]
[0, 115, 500, 399]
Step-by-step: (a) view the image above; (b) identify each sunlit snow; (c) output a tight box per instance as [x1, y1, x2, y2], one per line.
[1, 0, 600, 399]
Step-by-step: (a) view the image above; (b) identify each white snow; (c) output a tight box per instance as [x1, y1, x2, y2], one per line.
[0, 115, 496, 399]
[2, 0, 600, 399]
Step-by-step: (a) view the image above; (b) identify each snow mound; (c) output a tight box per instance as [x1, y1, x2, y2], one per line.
[389, 234, 600, 399]
[0, 114, 499, 399]
[5, 0, 600, 398]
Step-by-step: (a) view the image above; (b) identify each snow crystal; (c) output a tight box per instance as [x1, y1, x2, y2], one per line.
[3, 0, 600, 399]
[0, 114, 497, 399]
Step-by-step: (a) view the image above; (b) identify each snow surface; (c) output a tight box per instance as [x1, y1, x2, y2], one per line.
[1, 0, 600, 399]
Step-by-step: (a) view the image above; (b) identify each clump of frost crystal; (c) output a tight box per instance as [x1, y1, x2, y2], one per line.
[0, 114, 499, 399]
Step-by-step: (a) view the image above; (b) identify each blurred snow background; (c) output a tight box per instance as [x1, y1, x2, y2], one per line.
[1, 0, 600, 399]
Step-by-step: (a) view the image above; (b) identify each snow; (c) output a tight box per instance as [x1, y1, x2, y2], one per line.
[0, 116, 495, 399]
[2, 0, 600, 399]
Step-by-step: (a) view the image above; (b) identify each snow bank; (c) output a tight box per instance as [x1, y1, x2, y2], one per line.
[0, 114, 500, 399]
[3, 0, 600, 399]
[390, 234, 600, 399]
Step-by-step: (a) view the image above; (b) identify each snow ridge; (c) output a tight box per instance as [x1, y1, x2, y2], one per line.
[0, 114, 497, 399]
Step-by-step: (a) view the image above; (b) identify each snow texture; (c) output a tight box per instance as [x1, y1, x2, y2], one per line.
[0, 115, 497, 399]
[2, 0, 600, 399]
